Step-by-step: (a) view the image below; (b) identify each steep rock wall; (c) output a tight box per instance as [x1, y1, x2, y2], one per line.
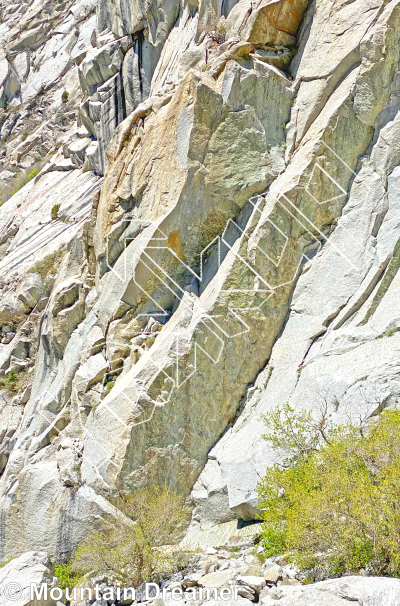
[0, 0, 399, 563]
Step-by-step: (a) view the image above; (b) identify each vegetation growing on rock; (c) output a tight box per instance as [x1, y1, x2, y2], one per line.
[71, 487, 189, 586]
[51, 203, 61, 220]
[0, 368, 30, 394]
[258, 405, 400, 579]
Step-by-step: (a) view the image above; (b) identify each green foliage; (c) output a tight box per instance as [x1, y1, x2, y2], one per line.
[260, 401, 331, 465]
[54, 563, 81, 590]
[21, 132, 28, 141]
[258, 407, 400, 578]
[51, 203, 61, 220]
[5, 369, 17, 384]
[0, 368, 29, 394]
[61, 91, 69, 104]
[71, 486, 189, 586]
[2, 97, 8, 111]
[254, 550, 267, 564]
[103, 380, 114, 397]
[0, 163, 44, 205]
[28, 167, 40, 180]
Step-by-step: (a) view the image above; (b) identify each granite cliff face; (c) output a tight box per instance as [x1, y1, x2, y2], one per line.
[0, 0, 400, 564]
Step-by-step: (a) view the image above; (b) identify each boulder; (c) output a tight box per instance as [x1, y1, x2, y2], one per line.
[0, 551, 58, 606]
[17, 274, 44, 309]
[261, 576, 400, 606]
[180, 521, 261, 551]
[198, 570, 232, 589]
[263, 563, 282, 585]
[237, 575, 266, 593]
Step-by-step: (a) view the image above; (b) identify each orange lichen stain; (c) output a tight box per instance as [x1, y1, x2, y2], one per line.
[167, 230, 186, 260]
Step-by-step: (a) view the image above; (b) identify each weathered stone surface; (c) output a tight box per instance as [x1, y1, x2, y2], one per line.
[181, 520, 261, 550]
[261, 576, 400, 606]
[0, 551, 58, 606]
[80, 38, 128, 92]
[74, 352, 108, 394]
[190, 0, 400, 526]
[225, 0, 309, 46]
[1, 0, 400, 582]
[237, 575, 266, 593]
[198, 569, 232, 588]
[263, 563, 282, 584]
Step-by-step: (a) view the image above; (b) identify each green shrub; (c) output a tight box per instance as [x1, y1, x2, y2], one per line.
[21, 132, 28, 141]
[103, 380, 114, 397]
[257, 407, 400, 579]
[61, 91, 69, 104]
[71, 486, 189, 586]
[2, 97, 8, 111]
[0, 368, 29, 394]
[54, 563, 81, 590]
[51, 203, 60, 220]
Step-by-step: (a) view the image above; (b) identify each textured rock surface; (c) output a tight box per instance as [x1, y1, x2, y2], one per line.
[0, 551, 58, 606]
[261, 576, 400, 606]
[0, 0, 400, 574]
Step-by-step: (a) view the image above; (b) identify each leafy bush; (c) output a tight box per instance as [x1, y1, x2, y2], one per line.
[0, 368, 29, 394]
[51, 203, 60, 220]
[61, 91, 69, 104]
[258, 406, 400, 578]
[54, 563, 81, 590]
[71, 486, 189, 586]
